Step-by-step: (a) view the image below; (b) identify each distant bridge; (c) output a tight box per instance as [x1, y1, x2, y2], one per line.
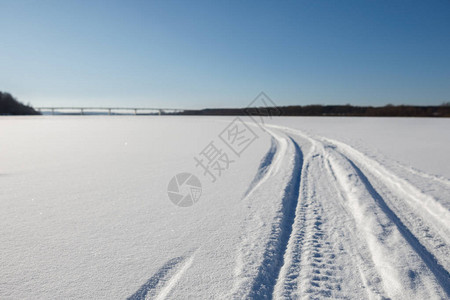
[36, 107, 185, 115]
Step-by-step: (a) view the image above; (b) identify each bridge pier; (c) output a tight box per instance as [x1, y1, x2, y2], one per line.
[51, 108, 55, 115]
[134, 109, 137, 115]
[80, 108, 84, 115]
[108, 108, 111, 115]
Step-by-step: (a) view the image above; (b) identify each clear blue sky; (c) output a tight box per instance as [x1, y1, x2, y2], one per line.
[1, 0, 449, 108]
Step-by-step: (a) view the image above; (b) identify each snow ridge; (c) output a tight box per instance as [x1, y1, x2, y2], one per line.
[347, 157, 450, 296]
[247, 137, 303, 298]
[127, 251, 195, 300]
[243, 137, 278, 198]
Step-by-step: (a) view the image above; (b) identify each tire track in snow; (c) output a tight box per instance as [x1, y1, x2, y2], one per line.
[154, 254, 194, 300]
[229, 126, 293, 298]
[323, 137, 450, 272]
[276, 163, 341, 298]
[395, 162, 450, 188]
[346, 158, 450, 296]
[267, 124, 449, 298]
[233, 123, 448, 298]
[323, 137, 450, 236]
[326, 147, 449, 298]
[243, 137, 278, 198]
[127, 251, 195, 300]
[247, 137, 303, 299]
[275, 140, 379, 299]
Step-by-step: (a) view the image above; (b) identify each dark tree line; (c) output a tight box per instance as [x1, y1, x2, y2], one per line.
[178, 104, 450, 117]
[1, 90, 448, 117]
[0, 91, 40, 115]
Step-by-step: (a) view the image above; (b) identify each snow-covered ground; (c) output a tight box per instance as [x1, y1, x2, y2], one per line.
[0, 116, 449, 299]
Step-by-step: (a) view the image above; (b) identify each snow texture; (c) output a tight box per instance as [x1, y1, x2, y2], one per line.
[0, 116, 449, 299]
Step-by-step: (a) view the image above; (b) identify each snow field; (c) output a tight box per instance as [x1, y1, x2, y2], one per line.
[1, 116, 449, 299]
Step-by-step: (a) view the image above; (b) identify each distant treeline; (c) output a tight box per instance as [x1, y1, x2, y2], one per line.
[0, 91, 40, 115]
[1, 90, 449, 117]
[177, 104, 450, 117]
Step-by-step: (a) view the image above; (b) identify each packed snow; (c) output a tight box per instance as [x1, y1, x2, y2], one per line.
[0, 116, 449, 299]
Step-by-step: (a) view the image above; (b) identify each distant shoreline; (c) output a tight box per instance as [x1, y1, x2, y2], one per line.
[177, 104, 450, 117]
[3, 103, 449, 117]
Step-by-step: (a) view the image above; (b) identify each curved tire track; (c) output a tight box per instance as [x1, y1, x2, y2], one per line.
[247, 137, 303, 298]
[127, 252, 195, 300]
[265, 124, 449, 299]
[347, 157, 450, 296]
